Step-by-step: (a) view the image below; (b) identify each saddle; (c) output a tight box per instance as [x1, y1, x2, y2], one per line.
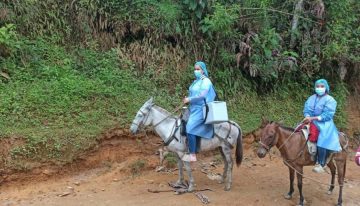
[300, 125, 317, 161]
[301, 125, 348, 163]
[180, 107, 204, 151]
[180, 107, 190, 136]
[180, 107, 234, 152]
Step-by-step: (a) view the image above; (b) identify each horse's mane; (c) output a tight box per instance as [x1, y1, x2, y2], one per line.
[153, 105, 178, 117]
[268, 121, 295, 132]
[279, 125, 296, 132]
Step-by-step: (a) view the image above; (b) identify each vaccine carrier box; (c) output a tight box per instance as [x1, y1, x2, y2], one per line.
[203, 101, 228, 124]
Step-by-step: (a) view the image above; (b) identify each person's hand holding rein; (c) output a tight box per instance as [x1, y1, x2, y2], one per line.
[302, 116, 320, 124]
[183, 97, 190, 104]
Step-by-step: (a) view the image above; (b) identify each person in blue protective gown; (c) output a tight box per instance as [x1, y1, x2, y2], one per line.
[182, 61, 216, 162]
[302, 79, 341, 173]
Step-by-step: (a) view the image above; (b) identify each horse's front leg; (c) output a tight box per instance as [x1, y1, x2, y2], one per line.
[284, 166, 295, 199]
[184, 161, 195, 192]
[327, 160, 336, 195]
[295, 167, 304, 206]
[175, 153, 185, 186]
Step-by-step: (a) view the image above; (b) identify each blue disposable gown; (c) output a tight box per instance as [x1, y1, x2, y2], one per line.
[186, 76, 216, 139]
[303, 94, 341, 151]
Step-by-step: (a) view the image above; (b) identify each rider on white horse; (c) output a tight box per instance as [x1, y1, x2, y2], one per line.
[182, 61, 216, 162]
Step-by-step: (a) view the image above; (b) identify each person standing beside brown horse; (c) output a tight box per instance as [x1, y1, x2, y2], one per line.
[256, 118, 348, 206]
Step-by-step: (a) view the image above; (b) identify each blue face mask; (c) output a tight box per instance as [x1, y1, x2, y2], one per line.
[315, 87, 326, 96]
[194, 70, 202, 79]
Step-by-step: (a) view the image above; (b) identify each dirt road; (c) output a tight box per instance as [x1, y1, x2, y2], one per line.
[1, 133, 359, 206]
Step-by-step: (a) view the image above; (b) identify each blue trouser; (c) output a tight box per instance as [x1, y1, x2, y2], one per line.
[317, 146, 330, 167]
[187, 133, 198, 154]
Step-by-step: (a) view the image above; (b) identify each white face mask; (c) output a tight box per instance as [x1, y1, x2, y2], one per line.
[315, 87, 326, 96]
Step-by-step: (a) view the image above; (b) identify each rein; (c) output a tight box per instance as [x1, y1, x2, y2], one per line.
[151, 103, 184, 129]
[277, 129, 297, 150]
[279, 123, 310, 162]
[259, 123, 305, 161]
[278, 123, 304, 150]
[135, 103, 185, 145]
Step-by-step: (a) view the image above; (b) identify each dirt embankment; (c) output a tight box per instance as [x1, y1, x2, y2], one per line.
[0, 128, 162, 187]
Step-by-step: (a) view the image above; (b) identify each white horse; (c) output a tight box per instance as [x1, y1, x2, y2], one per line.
[130, 97, 243, 191]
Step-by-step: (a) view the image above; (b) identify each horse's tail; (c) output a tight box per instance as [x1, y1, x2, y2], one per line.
[231, 121, 243, 167]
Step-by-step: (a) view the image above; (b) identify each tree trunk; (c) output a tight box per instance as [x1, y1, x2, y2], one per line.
[290, 0, 304, 49]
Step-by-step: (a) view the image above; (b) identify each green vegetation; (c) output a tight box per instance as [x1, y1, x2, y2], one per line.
[164, 152, 178, 168]
[130, 159, 146, 176]
[0, 0, 357, 168]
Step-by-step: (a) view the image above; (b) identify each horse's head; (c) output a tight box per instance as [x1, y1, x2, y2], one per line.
[130, 97, 154, 135]
[257, 119, 280, 158]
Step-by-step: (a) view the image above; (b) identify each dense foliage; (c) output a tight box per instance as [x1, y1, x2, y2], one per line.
[0, 0, 357, 167]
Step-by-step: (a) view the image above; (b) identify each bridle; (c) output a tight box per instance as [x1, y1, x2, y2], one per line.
[131, 105, 153, 131]
[131, 103, 184, 145]
[259, 126, 298, 153]
[259, 134, 276, 153]
[259, 123, 305, 162]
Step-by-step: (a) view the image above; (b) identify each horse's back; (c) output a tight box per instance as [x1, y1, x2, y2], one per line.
[214, 121, 241, 137]
[339, 132, 349, 151]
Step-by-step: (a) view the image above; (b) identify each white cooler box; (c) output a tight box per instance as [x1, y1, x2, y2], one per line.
[203, 101, 228, 124]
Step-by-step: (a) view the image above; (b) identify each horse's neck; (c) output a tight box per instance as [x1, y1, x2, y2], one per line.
[275, 127, 300, 156]
[150, 107, 177, 141]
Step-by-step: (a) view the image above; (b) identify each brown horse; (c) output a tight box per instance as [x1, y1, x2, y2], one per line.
[256, 119, 348, 206]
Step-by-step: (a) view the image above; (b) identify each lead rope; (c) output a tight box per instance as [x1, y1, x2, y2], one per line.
[282, 159, 344, 187]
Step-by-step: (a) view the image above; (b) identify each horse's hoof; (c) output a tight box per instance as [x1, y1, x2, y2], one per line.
[284, 194, 292, 200]
[296, 199, 306, 206]
[327, 190, 332, 195]
[187, 185, 194, 192]
[224, 185, 231, 191]
[175, 180, 184, 186]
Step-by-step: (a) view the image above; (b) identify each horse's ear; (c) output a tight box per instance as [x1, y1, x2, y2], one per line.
[145, 97, 154, 105]
[261, 116, 269, 127]
[273, 121, 281, 128]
